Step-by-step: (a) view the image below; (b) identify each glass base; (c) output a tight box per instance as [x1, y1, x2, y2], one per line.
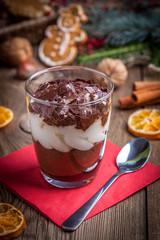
[41, 171, 94, 189]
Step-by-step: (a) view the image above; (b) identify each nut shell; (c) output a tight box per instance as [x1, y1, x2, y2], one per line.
[97, 58, 128, 88]
[0, 37, 32, 66]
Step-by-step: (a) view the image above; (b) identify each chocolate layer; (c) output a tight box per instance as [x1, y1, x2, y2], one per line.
[29, 79, 110, 130]
[34, 140, 103, 180]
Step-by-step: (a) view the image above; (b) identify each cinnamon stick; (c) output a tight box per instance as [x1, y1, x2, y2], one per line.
[119, 96, 160, 109]
[132, 88, 160, 104]
[133, 81, 160, 90]
[119, 96, 137, 109]
[119, 80, 160, 109]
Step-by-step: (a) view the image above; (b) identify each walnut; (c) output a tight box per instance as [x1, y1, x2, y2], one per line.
[0, 37, 32, 67]
[97, 58, 128, 88]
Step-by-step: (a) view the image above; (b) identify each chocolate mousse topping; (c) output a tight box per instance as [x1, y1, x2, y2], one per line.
[29, 79, 110, 130]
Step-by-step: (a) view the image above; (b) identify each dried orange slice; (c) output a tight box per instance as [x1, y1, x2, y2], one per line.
[128, 109, 160, 140]
[0, 203, 26, 240]
[0, 106, 14, 128]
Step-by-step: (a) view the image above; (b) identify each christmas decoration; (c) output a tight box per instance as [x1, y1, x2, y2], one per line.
[76, 2, 160, 70]
[77, 43, 151, 67]
[82, 6, 160, 46]
[39, 4, 88, 66]
[17, 60, 37, 79]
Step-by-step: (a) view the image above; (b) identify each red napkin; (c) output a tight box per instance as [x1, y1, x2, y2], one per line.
[0, 140, 160, 228]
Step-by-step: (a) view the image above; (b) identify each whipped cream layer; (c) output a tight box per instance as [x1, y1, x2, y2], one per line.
[30, 112, 110, 152]
[29, 78, 112, 152]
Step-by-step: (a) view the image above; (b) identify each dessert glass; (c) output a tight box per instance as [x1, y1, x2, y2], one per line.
[25, 66, 114, 188]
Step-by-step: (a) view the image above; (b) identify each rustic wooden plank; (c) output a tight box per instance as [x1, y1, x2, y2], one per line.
[105, 66, 147, 240]
[0, 68, 32, 156]
[108, 66, 142, 148]
[0, 184, 147, 240]
[142, 68, 160, 240]
[147, 181, 160, 240]
[141, 68, 160, 166]
[68, 190, 146, 240]
[0, 64, 159, 240]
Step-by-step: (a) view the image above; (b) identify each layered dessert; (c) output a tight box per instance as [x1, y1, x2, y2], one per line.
[28, 78, 112, 186]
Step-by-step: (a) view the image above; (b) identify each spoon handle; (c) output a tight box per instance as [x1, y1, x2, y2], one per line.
[62, 171, 123, 231]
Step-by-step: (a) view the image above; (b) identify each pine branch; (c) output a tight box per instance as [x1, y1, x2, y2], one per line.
[150, 43, 160, 67]
[77, 43, 151, 66]
[82, 7, 160, 46]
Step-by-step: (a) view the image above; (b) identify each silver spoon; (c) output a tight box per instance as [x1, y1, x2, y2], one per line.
[62, 137, 151, 231]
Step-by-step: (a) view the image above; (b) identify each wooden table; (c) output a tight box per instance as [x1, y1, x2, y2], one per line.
[0, 60, 160, 240]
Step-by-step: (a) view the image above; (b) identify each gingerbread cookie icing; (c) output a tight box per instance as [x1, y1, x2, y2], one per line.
[39, 4, 88, 66]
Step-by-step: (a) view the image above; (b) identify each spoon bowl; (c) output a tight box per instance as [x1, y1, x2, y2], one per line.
[117, 137, 151, 173]
[62, 137, 151, 231]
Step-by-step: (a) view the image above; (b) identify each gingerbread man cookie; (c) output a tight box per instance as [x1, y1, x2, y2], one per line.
[39, 4, 88, 66]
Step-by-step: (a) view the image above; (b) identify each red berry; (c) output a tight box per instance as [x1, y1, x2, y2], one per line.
[17, 61, 37, 80]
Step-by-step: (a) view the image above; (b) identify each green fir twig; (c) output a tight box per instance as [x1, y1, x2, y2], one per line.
[82, 7, 160, 46]
[77, 43, 151, 66]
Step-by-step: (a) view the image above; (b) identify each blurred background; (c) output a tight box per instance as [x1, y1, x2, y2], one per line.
[0, 0, 160, 76]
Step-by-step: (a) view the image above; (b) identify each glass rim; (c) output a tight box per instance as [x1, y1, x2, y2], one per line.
[25, 65, 114, 106]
